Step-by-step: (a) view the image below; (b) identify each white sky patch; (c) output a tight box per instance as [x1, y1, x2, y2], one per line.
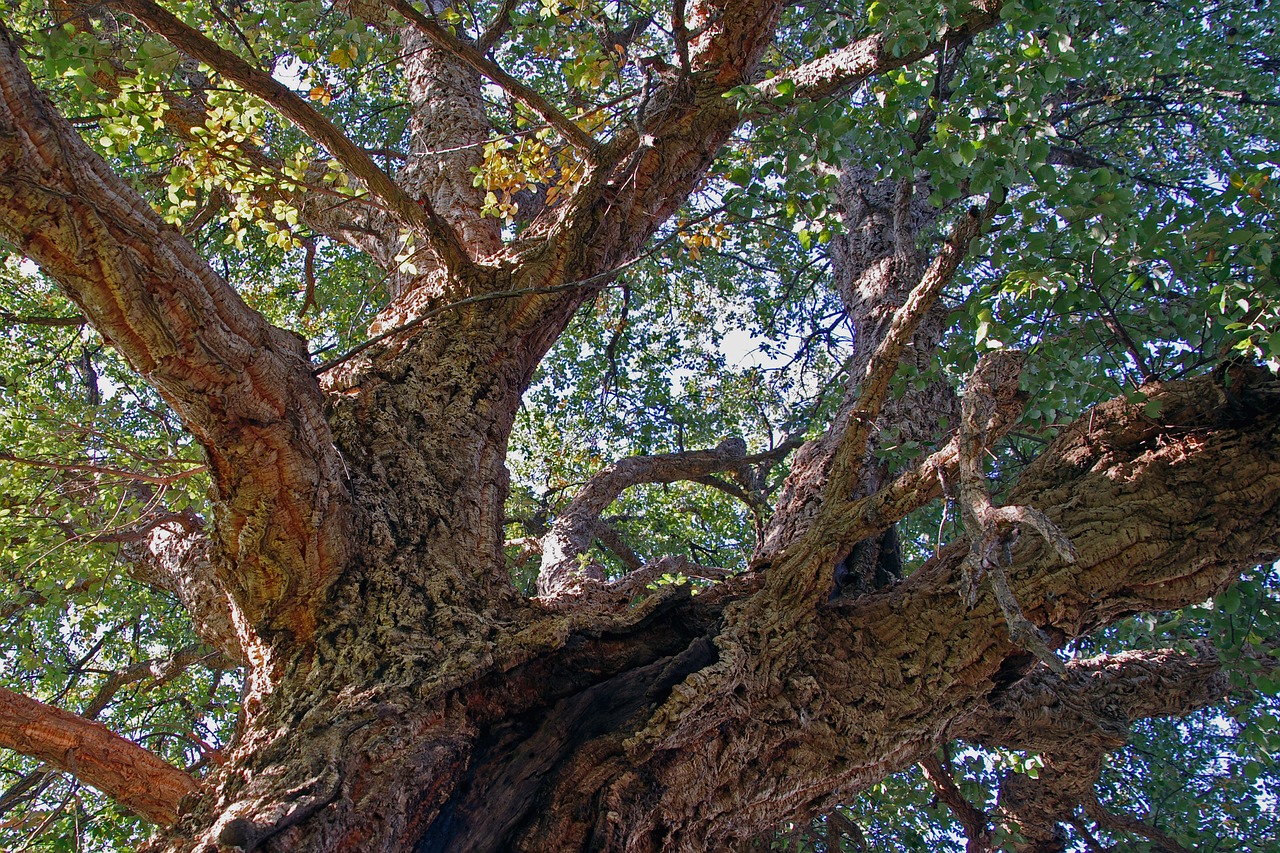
[720, 326, 780, 370]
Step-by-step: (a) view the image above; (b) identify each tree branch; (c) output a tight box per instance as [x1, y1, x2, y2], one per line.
[538, 437, 750, 597]
[0, 23, 352, 649]
[97, 61, 399, 262]
[476, 0, 520, 53]
[0, 767, 56, 820]
[955, 350, 1075, 671]
[0, 311, 85, 328]
[606, 554, 736, 600]
[382, 0, 597, 157]
[751, 1, 1004, 105]
[107, 0, 472, 275]
[920, 752, 993, 852]
[819, 353, 1023, 550]
[122, 521, 248, 667]
[962, 643, 1229, 755]
[621, 370, 1280, 846]
[594, 521, 645, 571]
[813, 202, 994, 548]
[0, 452, 206, 487]
[1082, 796, 1194, 853]
[0, 687, 196, 825]
[959, 643, 1229, 849]
[80, 643, 234, 721]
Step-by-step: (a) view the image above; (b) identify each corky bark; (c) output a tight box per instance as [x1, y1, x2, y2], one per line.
[0, 25, 350, 681]
[0, 686, 197, 824]
[959, 644, 1230, 851]
[3, 2, 1279, 851]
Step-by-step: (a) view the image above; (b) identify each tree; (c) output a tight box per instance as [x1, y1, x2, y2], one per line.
[0, 0, 1277, 849]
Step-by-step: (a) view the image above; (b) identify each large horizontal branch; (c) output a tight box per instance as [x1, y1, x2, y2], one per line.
[0, 686, 196, 824]
[962, 643, 1229, 753]
[0, 24, 351, 647]
[106, 0, 471, 275]
[751, 0, 1004, 105]
[538, 437, 751, 597]
[614, 370, 1280, 847]
[957, 645, 1226, 851]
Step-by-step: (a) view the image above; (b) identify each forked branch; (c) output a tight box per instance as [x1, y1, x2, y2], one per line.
[108, 0, 471, 274]
[818, 344, 1028, 555]
[818, 200, 994, 527]
[956, 350, 1076, 671]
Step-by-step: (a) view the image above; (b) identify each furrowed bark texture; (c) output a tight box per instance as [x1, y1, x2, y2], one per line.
[148, 367, 1280, 852]
[570, 373, 1280, 851]
[958, 643, 1230, 850]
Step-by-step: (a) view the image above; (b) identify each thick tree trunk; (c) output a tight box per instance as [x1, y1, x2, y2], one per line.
[148, 363, 1280, 853]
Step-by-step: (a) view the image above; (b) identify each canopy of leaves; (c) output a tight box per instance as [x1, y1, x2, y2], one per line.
[0, 0, 1277, 849]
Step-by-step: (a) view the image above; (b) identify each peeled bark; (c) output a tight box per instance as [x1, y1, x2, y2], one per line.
[0, 25, 352, 669]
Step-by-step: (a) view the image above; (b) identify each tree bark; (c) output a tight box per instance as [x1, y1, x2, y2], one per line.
[0, 24, 352, 677]
[0, 687, 196, 824]
[142, 366, 1280, 852]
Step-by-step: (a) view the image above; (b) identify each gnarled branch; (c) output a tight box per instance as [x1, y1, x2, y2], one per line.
[618, 371, 1280, 847]
[538, 437, 751, 597]
[959, 644, 1227, 851]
